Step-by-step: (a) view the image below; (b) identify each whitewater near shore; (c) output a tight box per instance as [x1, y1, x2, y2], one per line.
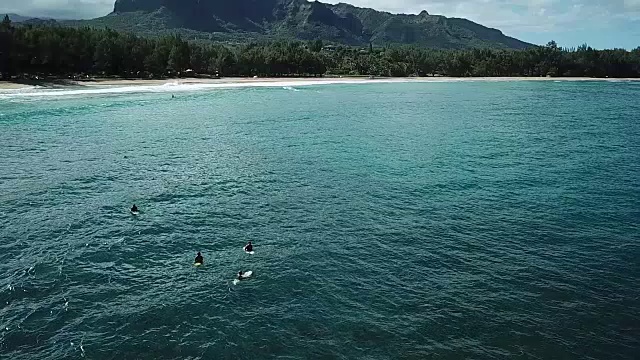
[1, 76, 639, 97]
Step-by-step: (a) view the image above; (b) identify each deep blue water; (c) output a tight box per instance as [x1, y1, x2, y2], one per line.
[1, 80, 639, 359]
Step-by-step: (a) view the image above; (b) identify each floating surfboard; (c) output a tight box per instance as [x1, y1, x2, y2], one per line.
[130, 210, 139, 216]
[194, 263, 202, 267]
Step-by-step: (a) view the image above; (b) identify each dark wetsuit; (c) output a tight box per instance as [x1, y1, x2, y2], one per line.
[244, 244, 253, 252]
[195, 254, 203, 265]
[131, 205, 138, 213]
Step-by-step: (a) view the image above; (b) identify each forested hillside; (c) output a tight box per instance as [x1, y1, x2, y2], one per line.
[1, 17, 639, 80]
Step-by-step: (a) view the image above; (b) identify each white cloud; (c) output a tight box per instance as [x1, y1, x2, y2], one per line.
[625, 0, 640, 9]
[324, 0, 640, 32]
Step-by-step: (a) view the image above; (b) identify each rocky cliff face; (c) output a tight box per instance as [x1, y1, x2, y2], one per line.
[108, 0, 531, 49]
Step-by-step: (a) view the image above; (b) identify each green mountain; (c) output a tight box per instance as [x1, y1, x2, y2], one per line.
[3, 14, 32, 22]
[3, 13, 57, 23]
[68, 0, 532, 49]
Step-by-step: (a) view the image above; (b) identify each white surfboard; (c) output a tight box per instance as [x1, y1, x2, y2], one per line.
[130, 210, 139, 216]
[233, 271, 253, 285]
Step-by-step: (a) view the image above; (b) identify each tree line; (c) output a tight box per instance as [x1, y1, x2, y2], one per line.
[1, 16, 639, 80]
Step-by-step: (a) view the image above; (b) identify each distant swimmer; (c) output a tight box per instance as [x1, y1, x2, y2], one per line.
[130, 204, 139, 214]
[172, 94, 175, 99]
[237, 271, 244, 280]
[194, 252, 204, 265]
[244, 241, 253, 252]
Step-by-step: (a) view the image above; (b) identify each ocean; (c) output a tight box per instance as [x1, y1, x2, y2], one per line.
[1, 79, 639, 359]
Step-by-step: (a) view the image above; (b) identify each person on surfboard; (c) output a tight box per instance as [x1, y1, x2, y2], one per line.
[131, 204, 138, 213]
[194, 252, 203, 265]
[237, 271, 245, 280]
[244, 241, 253, 252]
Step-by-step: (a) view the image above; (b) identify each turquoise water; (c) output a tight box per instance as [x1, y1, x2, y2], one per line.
[1, 80, 639, 359]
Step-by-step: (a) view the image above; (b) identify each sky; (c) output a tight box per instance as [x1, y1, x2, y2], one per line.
[0, 0, 638, 49]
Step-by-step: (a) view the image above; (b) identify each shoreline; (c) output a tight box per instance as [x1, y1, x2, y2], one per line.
[2, 76, 639, 91]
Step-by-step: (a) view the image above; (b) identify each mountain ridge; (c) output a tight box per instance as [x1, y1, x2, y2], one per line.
[72, 0, 533, 49]
[3, 13, 51, 22]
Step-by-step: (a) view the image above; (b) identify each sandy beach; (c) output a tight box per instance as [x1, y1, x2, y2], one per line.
[0, 82, 37, 90]
[1, 76, 639, 91]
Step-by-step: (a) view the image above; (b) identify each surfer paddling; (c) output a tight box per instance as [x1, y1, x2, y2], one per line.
[194, 252, 203, 265]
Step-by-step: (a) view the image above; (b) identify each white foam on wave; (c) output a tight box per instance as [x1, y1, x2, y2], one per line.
[0, 77, 637, 100]
[0, 83, 193, 99]
[0, 78, 429, 100]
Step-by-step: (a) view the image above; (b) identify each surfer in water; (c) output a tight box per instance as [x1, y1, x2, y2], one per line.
[194, 252, 203, 265]
[244, 241, 253, 252]
[130, 204, 139, 213]
[237, 271, 245, 280]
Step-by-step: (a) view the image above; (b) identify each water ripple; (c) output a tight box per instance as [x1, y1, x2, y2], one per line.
[1, 81, 639, 359]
